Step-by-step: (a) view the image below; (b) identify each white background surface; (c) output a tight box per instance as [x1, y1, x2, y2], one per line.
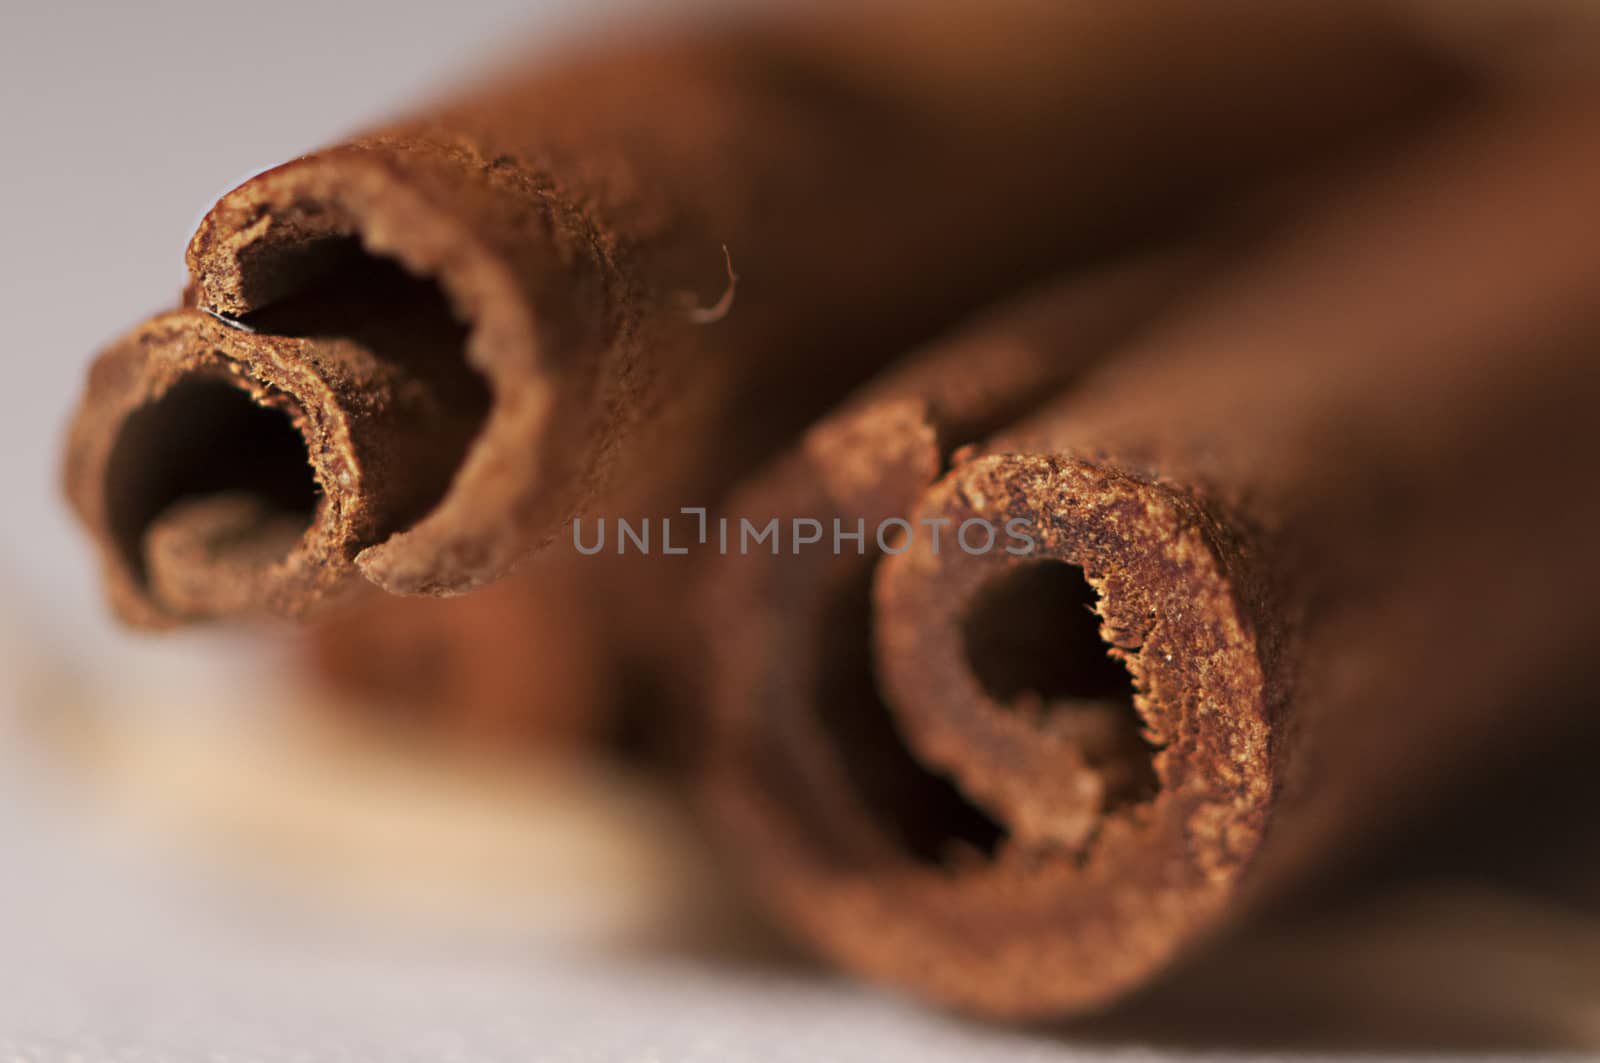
[0, 735, 1162, 1063]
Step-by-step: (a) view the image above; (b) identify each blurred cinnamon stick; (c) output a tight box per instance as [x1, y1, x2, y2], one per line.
[307, 558, 613, 751]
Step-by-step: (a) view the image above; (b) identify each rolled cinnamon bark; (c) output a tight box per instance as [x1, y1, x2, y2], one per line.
[306, 557, 613, 751]
[63, 0, 1468, 626]
[702, 90, 1600, 1018]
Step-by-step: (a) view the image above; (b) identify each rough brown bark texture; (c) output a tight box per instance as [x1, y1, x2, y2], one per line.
[64, 0, 1468, 626]
[701, 89, 1600, 1018]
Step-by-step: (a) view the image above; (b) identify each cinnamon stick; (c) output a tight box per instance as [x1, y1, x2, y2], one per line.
[701, 89, 1600, 1018]
[63, 0, 1467, 625]
[306, 558, 612, 751]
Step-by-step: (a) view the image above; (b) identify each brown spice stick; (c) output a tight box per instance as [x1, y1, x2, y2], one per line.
[702, 89, 1600, 1018]
[64, 0, 1468, 625]
[306, 558, 612, 751]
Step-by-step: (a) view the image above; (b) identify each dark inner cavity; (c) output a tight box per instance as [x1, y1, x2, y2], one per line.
[814, 562, 1007, 866]
[964, 561, 1133, 703]
[105, 377, 318, 583]
[106, 237, 493, 592]
[241, 237, 492, 536]
[962, 560, 1159, 811]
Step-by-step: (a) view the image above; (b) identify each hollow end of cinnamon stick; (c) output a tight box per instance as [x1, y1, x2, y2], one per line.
[707, 452, 1268, 1018]
[63, 151, 596, 623]
[698, 255, 1260, 1018]
[705, 90, 1600, 1020]
[64, 305, 452, 624]
[185, 153, 589, 600]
